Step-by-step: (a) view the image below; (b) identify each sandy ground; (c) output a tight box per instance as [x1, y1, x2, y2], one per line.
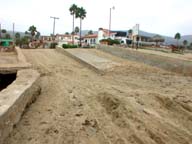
[3, 49, 192, 144]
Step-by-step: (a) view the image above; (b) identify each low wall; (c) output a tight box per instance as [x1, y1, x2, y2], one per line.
[14, 47, 28, 64]
[97, 45, 192, 76]
[0, 69, 40, 143]
[56, 47, 104, 75]
[0, 47, 31, 74]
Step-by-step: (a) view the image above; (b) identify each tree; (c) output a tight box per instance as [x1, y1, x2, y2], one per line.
[75, 7, 86, 47]
[25, 31, 29, 35]
[75, 26, 79, 34]
[183, 40, 188, 48]
[21, 36, 30, 45]
[15, 33, 21, 46]
[1, 29, 7, 38]
[15, 32, 20, 39]
[174, 32, 181, 48]
[65, 32, 69, 35]
[88, 30, 93, 35]
[1, 29, 7, 34]
[128, 29, 133, 39]
[128, 29, 132, 35]
[69, 4, 78, 44]
[5, 33, 11, 39]
[28, 25, 37, 40]
[15, 39, 21, 46]
[190, 42, 192, 49]
[35, 31, 41, 40]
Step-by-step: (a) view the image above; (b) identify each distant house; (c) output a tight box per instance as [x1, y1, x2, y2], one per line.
[83, 34, 98, 46]
[132, 31, 155, 46]
[82, 28, 117, 46]
[97, 28, 116, 42]
[113, 31, 128, 44]
[41, 36, 54, 42]
[55, 34, 79, 47]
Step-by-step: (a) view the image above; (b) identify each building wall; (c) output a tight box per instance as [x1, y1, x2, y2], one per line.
[84, 38, 97, 46]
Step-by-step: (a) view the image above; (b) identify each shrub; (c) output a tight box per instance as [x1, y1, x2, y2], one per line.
[100, 38, 120, 45]
[62, 44, 78, 49]
[50, 42, 58, 48]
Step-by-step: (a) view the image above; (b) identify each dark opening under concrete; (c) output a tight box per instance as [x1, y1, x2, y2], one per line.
[0, 73, 16, 91]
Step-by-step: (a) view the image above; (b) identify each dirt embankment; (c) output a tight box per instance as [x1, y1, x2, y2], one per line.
[3, 49, 192, 144]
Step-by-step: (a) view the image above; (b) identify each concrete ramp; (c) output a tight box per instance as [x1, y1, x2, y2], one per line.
[56, 48, 123, 74]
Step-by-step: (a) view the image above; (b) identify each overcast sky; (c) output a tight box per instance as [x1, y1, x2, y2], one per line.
[0, 0, 191, 37]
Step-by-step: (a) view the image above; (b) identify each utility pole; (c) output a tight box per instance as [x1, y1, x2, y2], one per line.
[50, 16, 59, 37]
[13, 23, 15, 45]
[13, 23, 15, 38]
[0, 23, 1, 38]
[109, 6, 115, 38]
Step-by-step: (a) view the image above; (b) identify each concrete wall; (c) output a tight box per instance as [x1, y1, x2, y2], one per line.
[97, 45, 192, 76]
[0, 69, 40, 143]
[0, 47, 31, 74]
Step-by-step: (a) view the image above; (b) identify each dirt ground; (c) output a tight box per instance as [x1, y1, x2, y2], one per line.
[3, 49, 192, 144]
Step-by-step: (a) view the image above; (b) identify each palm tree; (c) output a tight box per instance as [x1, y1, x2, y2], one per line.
[183, 40, 188, 49]
[69, 4, 78, 44]
[76, 7, 86, 47]
[75, 26, 79, 34]
[174, 32, 181, 49]
[28, 25, 37, 40]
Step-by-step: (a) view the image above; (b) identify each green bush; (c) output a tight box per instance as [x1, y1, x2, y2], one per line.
[50, 42, 58, 48]
[100, 38, 120, 45]
[62, 44, 78, 49]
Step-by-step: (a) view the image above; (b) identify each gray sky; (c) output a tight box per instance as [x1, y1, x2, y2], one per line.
[0, 0, 191, 37]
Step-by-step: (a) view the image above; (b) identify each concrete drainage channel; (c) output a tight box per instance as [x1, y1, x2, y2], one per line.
[0, 47, 41, 143]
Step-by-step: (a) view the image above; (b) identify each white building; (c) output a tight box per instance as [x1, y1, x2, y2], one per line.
[82, 28, 117, 46]
[83, 34, 98, 46]
[97, 28, 116, 42]
[55, 34, 79, 47]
